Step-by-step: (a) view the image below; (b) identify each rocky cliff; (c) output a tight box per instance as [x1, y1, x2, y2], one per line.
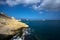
[0, 12, 29, 36]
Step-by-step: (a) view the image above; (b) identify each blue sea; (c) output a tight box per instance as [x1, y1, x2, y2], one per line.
[22, 20, 60, 40]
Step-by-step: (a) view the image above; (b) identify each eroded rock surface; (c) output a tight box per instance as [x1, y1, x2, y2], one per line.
[0, 12, 29, 36]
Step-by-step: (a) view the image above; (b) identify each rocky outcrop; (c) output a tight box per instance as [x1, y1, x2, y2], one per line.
[0, 12, 29, 36]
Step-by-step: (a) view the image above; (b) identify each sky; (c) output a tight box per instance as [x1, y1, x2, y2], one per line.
[0, 0, 60, 20]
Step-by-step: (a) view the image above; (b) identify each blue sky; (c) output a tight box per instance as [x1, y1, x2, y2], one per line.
[0, 0, 60, 20]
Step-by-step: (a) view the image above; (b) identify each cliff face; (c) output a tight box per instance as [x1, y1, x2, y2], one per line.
[0, 12, 29, 35]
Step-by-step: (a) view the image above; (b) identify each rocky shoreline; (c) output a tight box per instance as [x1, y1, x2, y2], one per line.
[0, 12, 29, 40]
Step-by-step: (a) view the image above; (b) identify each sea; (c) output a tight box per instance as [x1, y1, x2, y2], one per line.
[11, 20, 60, 40]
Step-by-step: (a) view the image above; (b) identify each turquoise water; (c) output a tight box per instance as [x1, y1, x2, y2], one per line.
[22, 20, 60, 40]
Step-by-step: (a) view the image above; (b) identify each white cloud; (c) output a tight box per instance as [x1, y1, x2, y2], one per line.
[32, 0, 60, 11]
[6, 0, 22, 6]
[32, 5, 39, 10]
[6, 0, 40, 6]
[39, 0, 60, 11]
[23, 0, 40, 4]
[0, 0, 60, 11]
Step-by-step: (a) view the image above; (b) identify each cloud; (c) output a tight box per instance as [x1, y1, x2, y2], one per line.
[0, 0, 60, 11]
[32, 0, 60, 11]
[6, 0, 21, 6]
[40, 0, 60, 11]
[6, 0, 40, 6]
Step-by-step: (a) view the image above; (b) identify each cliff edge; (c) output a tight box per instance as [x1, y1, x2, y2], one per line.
[0, 12, 29, 35]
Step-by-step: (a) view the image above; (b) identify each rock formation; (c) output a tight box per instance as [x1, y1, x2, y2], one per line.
[0, 12, 29, 36]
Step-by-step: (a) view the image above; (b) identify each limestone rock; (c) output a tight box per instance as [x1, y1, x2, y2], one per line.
[0, 12, 29, 35]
